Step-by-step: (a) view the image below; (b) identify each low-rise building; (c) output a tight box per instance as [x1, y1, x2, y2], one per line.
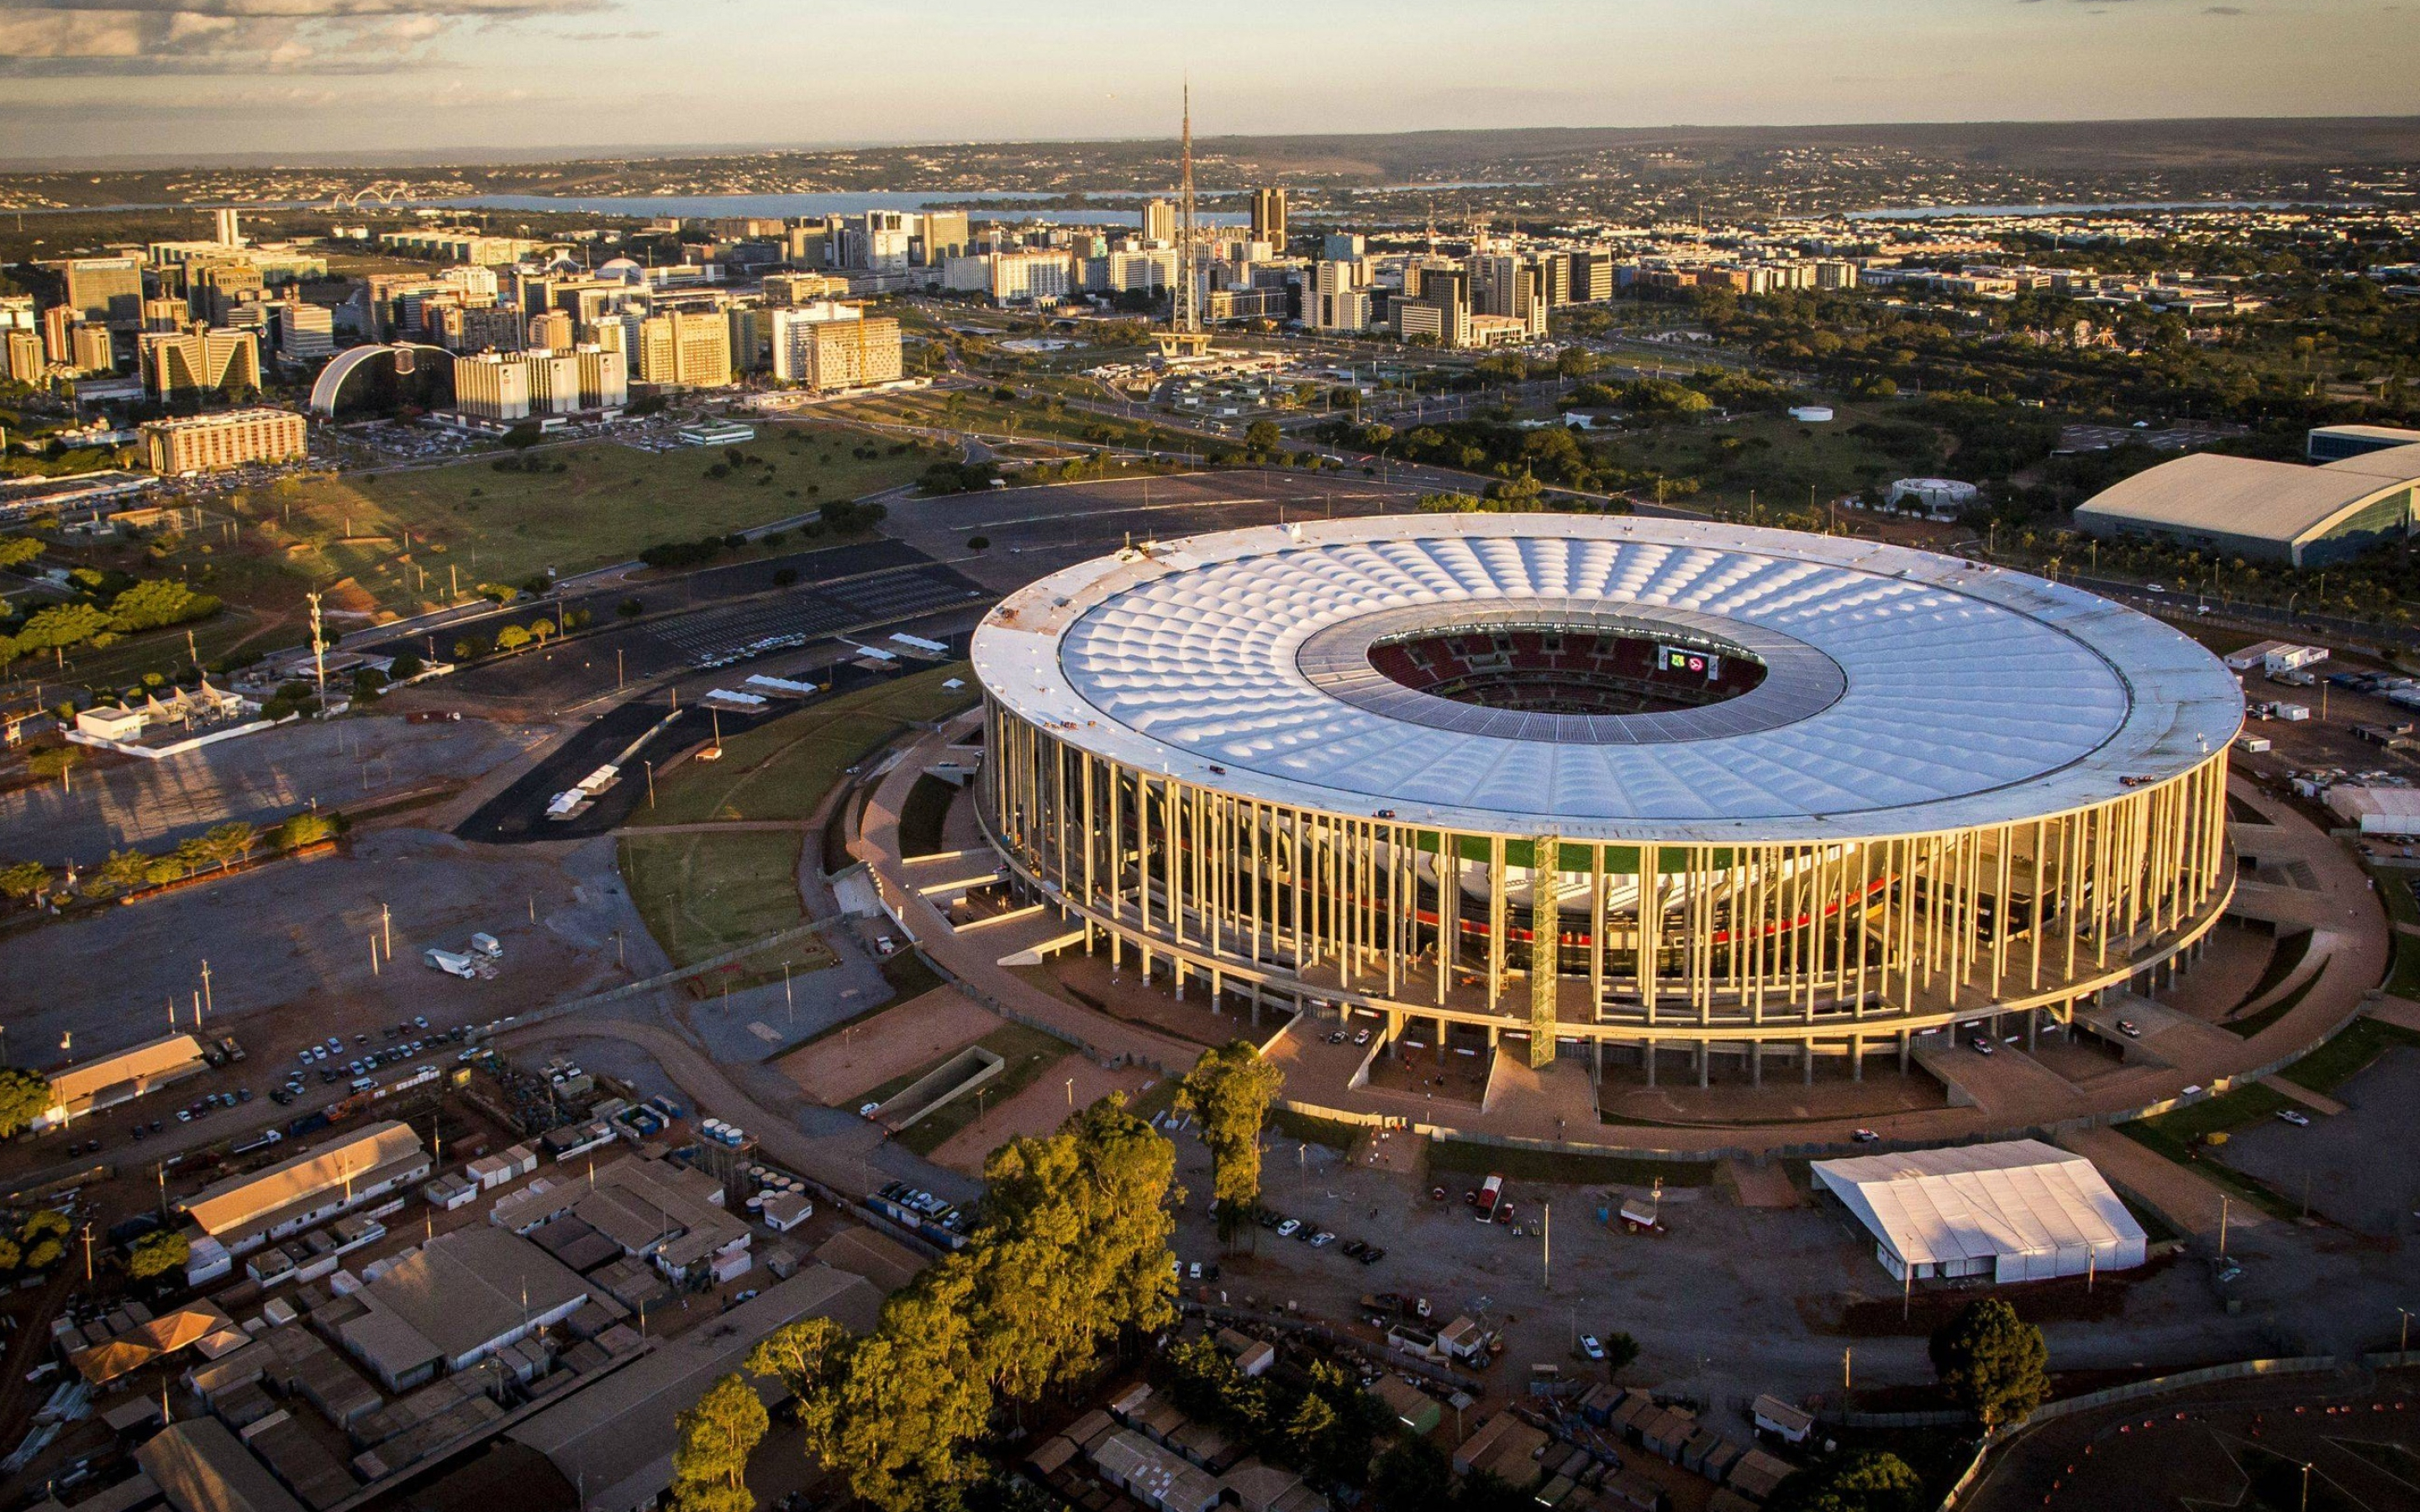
[335, 1226, 590, 1390]
[179, 1121, 431, 1257]
[35, 1032, 208, 1130]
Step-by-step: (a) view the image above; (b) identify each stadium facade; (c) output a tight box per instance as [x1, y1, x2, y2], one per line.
[970, 517, 2243, 1083]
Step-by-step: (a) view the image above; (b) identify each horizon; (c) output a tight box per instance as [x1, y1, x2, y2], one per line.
[6, 0, 2418, 162]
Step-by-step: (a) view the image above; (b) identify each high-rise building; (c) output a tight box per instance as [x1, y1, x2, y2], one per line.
[0, 294, 34, 333]
[771, 303, 903, 392]
[141, 407, 305, 475]
[69, 323, 114, 375]
[637, 310, 733, 389]
[837, 213, 911, 275]
[526, 309, 575, 351]
[1140, 199, 1176, 245]
[437, 304, 518, 354]
[143, 297, 190, 333]
[63, 258, 144, 325]
[785, 222, 830, 268]
[1322, 233, 1365, 262]
[194, 262, 267, 327]
[726, 305, 769, 373]
[1302, 260, 1370, 331]
[3, 328, 44, 382]
[450, 347, 623, 420]
[1567, 251, 1618, 304]
[1470, 255, 1548, 337]
[919, 212, 971, 265]
[142, 328, 261, 396]
[1105, 249, 1178, 293]
[272, 301, 334, 362]
[41, 304, 74, 365]
[213, 207, 243, 247]
[1250, 188, 1287, 248]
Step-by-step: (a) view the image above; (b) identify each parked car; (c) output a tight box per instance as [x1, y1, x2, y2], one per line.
[1850, 1128, 1881, 1143]
[2275, 1110, 2312, 1127]
[2116, 1019, 2143, 1039]
[1578, 1334, 1606, 1362]
[1275, 1219, 1302, 1239]
[1969, 1036, 1996, 1056]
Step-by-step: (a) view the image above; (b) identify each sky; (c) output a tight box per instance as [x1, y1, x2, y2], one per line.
[0, 0, 2415, 165]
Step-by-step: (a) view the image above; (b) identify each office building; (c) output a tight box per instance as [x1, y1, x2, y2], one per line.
[763, 271, 846, 306]
[270, 301, 333, 362]
[2, 328, 41, 382]
[143, 328, 261, 397]
[1322, 233, 1365, 262]
[784, 221, 830, 267]
[771, 304, 902, 392]
[726, 305, 769, 373]
[943, 249, 1074, 304]
[1470, 255, 1548, 336]
[920, 211, 971, 264]
[1249, 187, 1287, 247]
[452, 346, 626, 420]
[193, 262, 266, 325]
[527, 308, 575, 351]
[69, 323, 114, 375]
[838, 212, 911, 275]
[141, 407, 308, 475]
[0, 294, 32, 333]
[142, 297, 188, 333]
[64, 258, 145, 326]
[434, 303, 516, 354]
[1813, 260, 1861, 291]
[213, 207, 242, 246]
[1105, 248, 1178, 293]
[1140, 198, 1176, 245]
[1302, 259, 1370, 331]
[1568, 250, 1618, 304]
[637, 309, 732, 389]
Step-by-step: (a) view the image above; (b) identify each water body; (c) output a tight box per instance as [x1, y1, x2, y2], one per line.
[1849, 199, 2368, 220]
[437, 191, 1248, 227]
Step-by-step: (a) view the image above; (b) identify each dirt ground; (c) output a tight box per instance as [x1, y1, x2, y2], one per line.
[774, 984, 999, 1105]
[925, 1058, 1156, 1175]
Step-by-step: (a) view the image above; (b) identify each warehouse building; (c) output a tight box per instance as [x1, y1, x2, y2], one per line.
[35, 1032, 208, 1130]
[336, 1226, 592, 1390]
[179, 1121, 431, 1259]
[1812, 1139, 2147, 1284]
[2073, 445, 2420, 566]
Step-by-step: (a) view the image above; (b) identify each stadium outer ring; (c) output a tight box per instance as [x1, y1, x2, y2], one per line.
[968, 515, 2243, 1081]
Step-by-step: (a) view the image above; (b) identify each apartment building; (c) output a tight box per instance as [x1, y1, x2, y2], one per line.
[771, 303, 902, 392]
[636, 310, 733, 389]
[143, 328, 261, 397]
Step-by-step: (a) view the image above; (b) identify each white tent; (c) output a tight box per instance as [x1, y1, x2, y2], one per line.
[1812, 1139, 2148, 1284]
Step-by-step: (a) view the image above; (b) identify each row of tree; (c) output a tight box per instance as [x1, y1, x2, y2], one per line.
[0, 811, 337, 911]
[671, 1096, 1181, 1512]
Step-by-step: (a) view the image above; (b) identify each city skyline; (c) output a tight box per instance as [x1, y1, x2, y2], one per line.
[3, 0, 2417, 162]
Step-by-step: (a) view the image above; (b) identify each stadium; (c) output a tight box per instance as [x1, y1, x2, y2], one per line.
[969, 516, 2244, 1086]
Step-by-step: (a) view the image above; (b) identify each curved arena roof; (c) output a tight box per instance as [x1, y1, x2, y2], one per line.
[971, 516, 2243, 844]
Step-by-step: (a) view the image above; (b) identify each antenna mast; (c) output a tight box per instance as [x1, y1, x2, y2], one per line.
[1176, 80, 1198, 337]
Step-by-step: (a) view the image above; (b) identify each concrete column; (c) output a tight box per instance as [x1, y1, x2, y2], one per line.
[1750, 1042, 1763, 1089]
[1898, 1031, 1911, 1075]
[1803, 1042, 1816, 1085]
[1851, 1032, 1865, 1082]
[1645, 1039, 1657, 1089]
[1697, 1042, 1710, 1089]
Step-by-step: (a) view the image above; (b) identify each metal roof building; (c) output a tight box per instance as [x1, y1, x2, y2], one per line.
[972, 517, 2240, 1079]
[1812, 1138, 2147, 1283]
[2073, 445, 2420, 566]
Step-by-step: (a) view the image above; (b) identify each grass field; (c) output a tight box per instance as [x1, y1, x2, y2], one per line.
[828, 389, 1207, 456]
[618, 829, 807, 969]
[630, 663, 977, 827]
[1599, 408, 1907, 515]
[1425, 1135, 1717, 1188]
[2281, 1016, 2420, 1094]
[2115, 1084, 2302, 1220]
[229, 427, 936, 618]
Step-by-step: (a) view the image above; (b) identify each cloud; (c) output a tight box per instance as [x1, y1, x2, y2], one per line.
[0, 0, 603, 75]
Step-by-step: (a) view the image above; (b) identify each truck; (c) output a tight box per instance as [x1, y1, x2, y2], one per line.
[424, 948, 478, 979]
[468, 933, 502, 959]
[1470, 1173, 1506, 1224]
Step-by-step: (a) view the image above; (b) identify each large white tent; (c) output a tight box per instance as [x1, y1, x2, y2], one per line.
[1812, 1139, 2148, 1284]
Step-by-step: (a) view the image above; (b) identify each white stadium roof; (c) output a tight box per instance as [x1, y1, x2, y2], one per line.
[1812, 1138, 2147, 1282]
[971, 516, 2242, 844]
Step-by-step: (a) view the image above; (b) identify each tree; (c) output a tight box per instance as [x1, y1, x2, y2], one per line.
[0, 1068, 51, 1137]
[97, 849, 152, 892]
[495, 623, 532, 654]
[1765, 1451, 1926, 1512]
[0, 536, 42, 570]
[1370, 1436, 1452, 1512]
[1244, 420, 1282, 456]
[745, 1315, 855, 1402]
[818, 1267, 992, 1512]
[1603, 1331, 1641, 1374]
[1930, 1298, 2049, 1430]
[527, 618, 556, 650]
[0, 859, 49, 901]
[669, 1373, 768, 1512]
[273, 811, 334, 851]
[1176, 1041, 1285, 1242]
[201, 822, 257, 870]
[125, 1230, 190, 1282]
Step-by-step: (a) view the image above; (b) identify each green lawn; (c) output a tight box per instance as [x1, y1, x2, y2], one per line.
[2115, 1084, 2302, 1220]
[630, 663, 976, 827]
[1596, 408, 1907, 516]
[2281, 1016, 2420, 1095]
[231, 427, 936, 618]
[618, 829, 807, 969]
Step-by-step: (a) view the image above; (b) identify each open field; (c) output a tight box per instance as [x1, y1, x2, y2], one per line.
[629, 661, 976, 827]
[227, 428, 937, 618]
[892, 1023, 1071, 1156]
[826, 388, 1207, 455]
[927, 1056, 1154, 1174]
[775, 985, 1002, 1105]
[617, 827, 807, 968]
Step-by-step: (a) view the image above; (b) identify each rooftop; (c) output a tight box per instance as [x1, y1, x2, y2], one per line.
[2075, 445, 2420, 547]
[1812, 1137, 2147, 1268]
[182, 1121, 427, 1242]
[972, 516, 2241, 843]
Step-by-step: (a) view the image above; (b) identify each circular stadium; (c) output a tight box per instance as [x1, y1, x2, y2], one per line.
[968, 516, 2244, 1084]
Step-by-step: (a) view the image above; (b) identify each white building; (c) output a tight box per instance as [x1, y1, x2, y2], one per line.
[1887, 477, 1981, 517]
[1812, 1139, 2148, 1284]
